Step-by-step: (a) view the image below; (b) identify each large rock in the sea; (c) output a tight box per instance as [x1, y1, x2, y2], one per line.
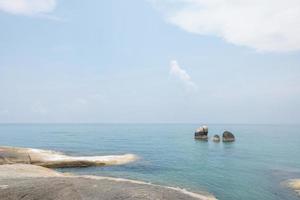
[194, 126, 208, 140]
[212, 135, 220, 142]
[0, 164, 217, 200]
[222, 131, 235, 142]
[0, 146, 137, 168]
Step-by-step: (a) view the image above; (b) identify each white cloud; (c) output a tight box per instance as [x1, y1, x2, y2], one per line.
[0, 0, 56, 16]
[151, 0, 300, 52]
[169, 60, 197, 90]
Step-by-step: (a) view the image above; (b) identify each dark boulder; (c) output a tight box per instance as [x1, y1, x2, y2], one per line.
[222, 131, 235, 142]
[194, 126, 208, 140]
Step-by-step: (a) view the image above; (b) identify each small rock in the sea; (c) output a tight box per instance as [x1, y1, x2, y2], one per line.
[222, 131, 235, 142]
[212, 135, 220, 142]
[194, 125, 208, 140]
[287, 179, 300, 196]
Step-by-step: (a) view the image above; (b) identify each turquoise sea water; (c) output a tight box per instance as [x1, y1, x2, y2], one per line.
[0, 124, 299, 200]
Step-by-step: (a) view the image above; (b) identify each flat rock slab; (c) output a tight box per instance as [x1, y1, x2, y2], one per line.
[0, 146, 137, 168]
[0, 164, 216, 200]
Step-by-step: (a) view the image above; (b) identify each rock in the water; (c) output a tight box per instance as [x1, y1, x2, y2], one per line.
[286, 179, 300, 196]
[222, 131, 235, 142]
[194, 126, 208, 140]
[212, 135, 220, 142]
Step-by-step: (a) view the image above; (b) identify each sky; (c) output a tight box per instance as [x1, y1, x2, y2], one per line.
[0, 0, 300, 124]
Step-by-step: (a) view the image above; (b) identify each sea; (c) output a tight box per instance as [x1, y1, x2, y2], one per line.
[0, 124, 299, 200]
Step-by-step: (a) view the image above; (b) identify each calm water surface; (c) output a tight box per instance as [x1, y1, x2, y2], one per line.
[0, 124, 299, 200]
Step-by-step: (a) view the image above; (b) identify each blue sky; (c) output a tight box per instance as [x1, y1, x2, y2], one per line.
[0, 0, 300, 123]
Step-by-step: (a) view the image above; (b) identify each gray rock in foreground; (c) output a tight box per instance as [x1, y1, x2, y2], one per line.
[0, 164, 216, 200]
[222, 131, 235, 142]
[0, 177, 211, 200]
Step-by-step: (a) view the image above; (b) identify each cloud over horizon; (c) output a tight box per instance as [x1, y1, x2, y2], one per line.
[169, 60, 197, 91]
[0, 0, 56, 16]
[151, 0, 300, 52]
